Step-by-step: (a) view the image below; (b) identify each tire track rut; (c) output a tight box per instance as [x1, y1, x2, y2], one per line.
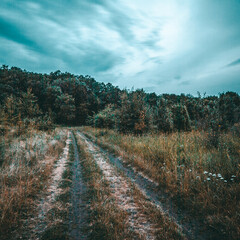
[78, 131, 223, 240]
[70, 132, 89, 240]
[78, 132, 157, 240]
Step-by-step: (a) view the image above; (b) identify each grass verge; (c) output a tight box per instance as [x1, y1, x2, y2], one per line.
[40, 132, 74, 240]
[0, 127, 68, 239]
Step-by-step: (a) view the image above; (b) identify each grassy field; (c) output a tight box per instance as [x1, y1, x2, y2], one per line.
[1, 125, 239, 239]
[0, 126, 68, 239]
[81, 126, 240, 239]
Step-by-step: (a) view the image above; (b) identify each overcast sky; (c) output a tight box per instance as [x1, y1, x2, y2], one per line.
[0, 0, 240, 95]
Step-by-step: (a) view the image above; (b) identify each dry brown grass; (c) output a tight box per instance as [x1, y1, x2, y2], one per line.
[81, 126, 240, 239]
[0, 126, 68, 239]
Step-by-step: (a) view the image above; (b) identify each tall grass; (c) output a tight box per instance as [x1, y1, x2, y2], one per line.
[81, 126, 240, 239]
[0, 126, 68, 238]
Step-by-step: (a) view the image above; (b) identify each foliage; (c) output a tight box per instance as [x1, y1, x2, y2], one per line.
[94, 104, 117, 128]
[0, 65, 239, 133]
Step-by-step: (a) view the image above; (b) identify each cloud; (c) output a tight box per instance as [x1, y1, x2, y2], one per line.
[225, 58, 240, 68]
[0, 0, 240, 95]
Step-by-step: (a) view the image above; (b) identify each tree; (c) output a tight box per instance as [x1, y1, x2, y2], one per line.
[94, 104, 117, 128]
[55, 94, 76, 124]
[18, 88, 42, 119]
[118, 90, 150, 134]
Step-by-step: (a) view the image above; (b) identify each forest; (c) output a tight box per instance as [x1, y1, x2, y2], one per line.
[0, 65, 239, 134]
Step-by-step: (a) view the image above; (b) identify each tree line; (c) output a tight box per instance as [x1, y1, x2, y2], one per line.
[0, 65, 239, 133]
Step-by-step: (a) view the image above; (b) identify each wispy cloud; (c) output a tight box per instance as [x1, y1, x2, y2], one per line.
[225, 58, 240, 68]
[0, 0, 239, 94]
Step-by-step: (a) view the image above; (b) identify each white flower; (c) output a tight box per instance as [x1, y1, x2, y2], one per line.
[207, 178, 211, 181]
[218, 173, 222, 178]
[196, 176, 200, 180]
[231, 175, 236, 178]
[220, 177, 224, 180]
[204, 171, 208, 174]
[230, 178, 234, 181]
[224, 180, 227, 183]
[209, 173, 212, 176]
[212, 174, 216, 177]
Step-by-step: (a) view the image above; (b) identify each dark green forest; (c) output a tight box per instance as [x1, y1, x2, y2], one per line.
[0, 65, 239, 134]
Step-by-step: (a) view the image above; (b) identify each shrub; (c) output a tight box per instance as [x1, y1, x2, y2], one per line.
[94, 104, 117, 129]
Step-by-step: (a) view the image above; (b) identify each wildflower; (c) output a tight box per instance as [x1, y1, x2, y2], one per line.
[230, 178, 234, 181]
[224, 180, 227, 183]
[204, 171, 208, 174]
[231, 175, 236, 178]
[196, 176, 200, 180]
[217, 173, 222, 178]
[208, 173, 212, 176]
[212, 174, 216, 177]
[220, 177, 224, 180]
[207, 178, 211, 181]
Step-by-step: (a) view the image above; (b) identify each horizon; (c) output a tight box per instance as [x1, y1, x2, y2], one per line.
[0, 0, 240, 95]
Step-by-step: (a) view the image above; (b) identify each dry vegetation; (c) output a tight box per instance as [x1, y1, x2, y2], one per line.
[81, 126, 240, 239]
[1, 124, 239, 239]
[0, 126, 68, 239]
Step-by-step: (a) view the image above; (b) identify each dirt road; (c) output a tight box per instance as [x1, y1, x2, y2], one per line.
[78, 132, 157, 239]
[18, 130, 222, 240]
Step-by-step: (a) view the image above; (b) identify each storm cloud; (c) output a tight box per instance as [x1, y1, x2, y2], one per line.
[0, 0, 239, 95]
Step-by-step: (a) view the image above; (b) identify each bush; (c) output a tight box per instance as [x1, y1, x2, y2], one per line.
[94, 104, 117, 129]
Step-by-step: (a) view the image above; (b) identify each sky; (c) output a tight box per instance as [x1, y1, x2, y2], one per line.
[0, 0, 240, 95]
